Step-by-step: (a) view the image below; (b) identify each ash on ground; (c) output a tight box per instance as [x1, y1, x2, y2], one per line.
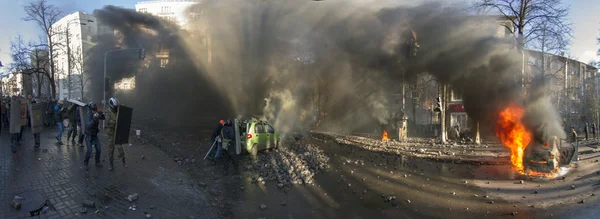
[241, 133, 330, 186]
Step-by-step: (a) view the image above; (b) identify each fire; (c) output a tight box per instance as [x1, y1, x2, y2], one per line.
[382, 130, 391, 141]
[496, 104, 532, 173]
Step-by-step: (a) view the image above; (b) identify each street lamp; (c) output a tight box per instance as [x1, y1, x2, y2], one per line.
[102, 48, 145, 128]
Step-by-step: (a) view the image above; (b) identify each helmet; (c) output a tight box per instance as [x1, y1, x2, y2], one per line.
[109, 97, 119, 109]
[219, 120, 225, 125]
[88, 101, 97, 110]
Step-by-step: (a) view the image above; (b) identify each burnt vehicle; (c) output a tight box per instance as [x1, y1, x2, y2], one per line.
[523, 136, 577, 174]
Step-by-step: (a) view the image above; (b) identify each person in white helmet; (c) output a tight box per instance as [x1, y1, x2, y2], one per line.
[106, 97, 127, 171]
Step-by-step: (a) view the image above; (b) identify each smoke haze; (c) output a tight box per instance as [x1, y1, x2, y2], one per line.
[85, 0, 564, 140]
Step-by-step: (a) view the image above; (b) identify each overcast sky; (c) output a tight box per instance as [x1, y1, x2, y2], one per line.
[0, 0, 598, 74]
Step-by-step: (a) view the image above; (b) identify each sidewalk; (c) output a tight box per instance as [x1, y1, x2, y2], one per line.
[0, 126, 215, 219]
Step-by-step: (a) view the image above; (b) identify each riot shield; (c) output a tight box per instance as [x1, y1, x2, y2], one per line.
[114, 105, 133, 145]
[67, 99, 86, 107]
[79, 106, 86, 130]
[30, 102, 44, 134]
[10, 99, 21, 133]
[20, 100, 27, 126]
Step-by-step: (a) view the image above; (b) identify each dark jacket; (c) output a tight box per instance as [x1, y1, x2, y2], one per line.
[85, 108, 104, 136]
[211, 123, 223, 142]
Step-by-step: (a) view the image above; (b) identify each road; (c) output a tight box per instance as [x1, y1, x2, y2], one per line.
[3, 124, 598, 218]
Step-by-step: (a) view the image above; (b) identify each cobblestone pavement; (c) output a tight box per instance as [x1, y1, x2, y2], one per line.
[1, 126, 214, 219]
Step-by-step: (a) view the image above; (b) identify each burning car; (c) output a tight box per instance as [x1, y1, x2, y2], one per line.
[523, 136, 577, 174]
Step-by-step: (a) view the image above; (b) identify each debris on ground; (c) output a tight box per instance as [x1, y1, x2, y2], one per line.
[259, 204, 267, 210]
[11, 196, 23, 209]
[240, 133, 330, 185]
[83, 200, 95, 208]
[127, 193, 139, 202]
[80, 207, 87, 214]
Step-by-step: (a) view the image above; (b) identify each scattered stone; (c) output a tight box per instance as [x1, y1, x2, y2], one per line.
[406, 199, 411, 204]
[277, 183, 284, 188]
[348, 183, 351, 187]
[141, 155, 146, 160]
[127, 193, 139, 202]
[519, 180, 524, 184]
[80, 207, 87, 214]
[82, 200, 95, 208]
[11, 197, 22, 209]
[145, 213, 152, 218]
[464, 181, 468, 184]
[95, 209, 100, 214]
[149, 205, 155, 209]
[488, 201, 494, 204]
[259, 204, 267, 210]
[281, 202, 287, 206]
[592, 193, 595, 197]
[42, 149, 48, 153]
[198, 182, 207, 188]
[451, 192, 456, 195]
[511, 212, 518, 216]
[579, 200, 585, 204]
[571, 185, 576, 190]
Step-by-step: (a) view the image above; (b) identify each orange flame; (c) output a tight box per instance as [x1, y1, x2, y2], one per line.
[496, 104, 532, 173]
[382, 130, 391, 141]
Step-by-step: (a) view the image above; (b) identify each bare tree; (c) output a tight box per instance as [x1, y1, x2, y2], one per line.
[9, 36, 54, 98]
[474, 0, 572, 51]
[23, 0, 62, 98]
[70, 46, 89, 99]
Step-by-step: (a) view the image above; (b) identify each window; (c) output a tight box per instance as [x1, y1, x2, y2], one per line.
[266, 124, 275, 133]
[450, 89, 462, 101]
[160, 59, 169, 68]
[138, 8, 147, 13]
[161, 6, 171, 13]
[254, 124, 265, 133]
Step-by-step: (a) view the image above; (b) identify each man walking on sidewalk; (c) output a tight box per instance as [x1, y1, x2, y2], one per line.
[106, 97, 127, 171]
[84, 102, 105, 170]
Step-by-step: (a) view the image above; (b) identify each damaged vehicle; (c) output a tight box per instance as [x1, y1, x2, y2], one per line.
[224, 118, 281, 156]
[523, 136, 577, 174]
[239, 118, 281, 156]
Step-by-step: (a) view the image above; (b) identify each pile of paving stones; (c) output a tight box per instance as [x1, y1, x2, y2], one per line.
[242, 133, 330, 186]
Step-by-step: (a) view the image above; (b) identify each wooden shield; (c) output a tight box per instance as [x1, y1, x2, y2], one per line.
[20, 100, 27, 126]
[10, 99, 21, 133]
[114, 105, 133, 145]
[30, 102, 44, 134]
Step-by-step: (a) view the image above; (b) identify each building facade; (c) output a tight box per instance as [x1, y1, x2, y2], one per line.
[135, 0, 200, 28]
[50, 11, 98, 100]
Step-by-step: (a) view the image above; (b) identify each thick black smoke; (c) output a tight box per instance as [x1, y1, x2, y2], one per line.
[86, 1, 564, 140]
[86, 6, 231, 129]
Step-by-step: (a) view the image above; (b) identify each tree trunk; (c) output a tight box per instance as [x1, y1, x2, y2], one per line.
[440, 83, 447, 144]
[475, 121, 481, 145]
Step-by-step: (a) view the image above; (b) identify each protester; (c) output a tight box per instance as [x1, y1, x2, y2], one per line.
[54, 100, 66, 145]
[83, 101, 105, 170]
[106, 97, 127, 171]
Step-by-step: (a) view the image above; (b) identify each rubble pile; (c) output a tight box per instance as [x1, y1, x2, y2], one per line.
[242, 133, 330, 186]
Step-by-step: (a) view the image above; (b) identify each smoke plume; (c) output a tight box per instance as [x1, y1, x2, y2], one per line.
[85, 1, 564, 140]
